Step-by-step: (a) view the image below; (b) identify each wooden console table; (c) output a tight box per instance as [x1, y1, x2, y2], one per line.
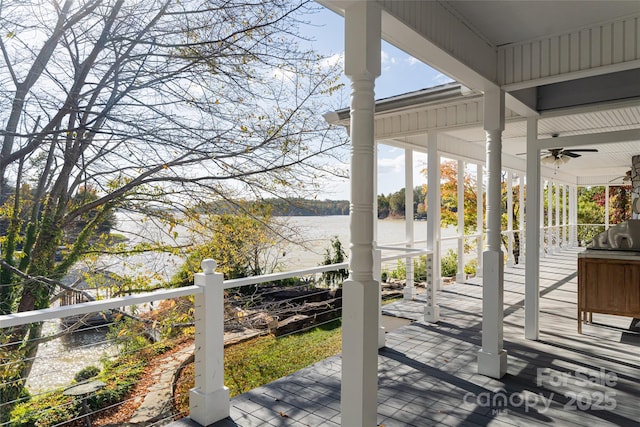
[577, 251, 640, 334]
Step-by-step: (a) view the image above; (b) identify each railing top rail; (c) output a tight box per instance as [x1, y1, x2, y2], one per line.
[377, 246, 431, 263]
[380, 240, 412, 247]
[2, 246, 434, 329]
[439, 234, 476, 241]
[225, 246, 432, 288]
[376, 245, 429, 253]
[0, 285, 201, 329]
[223, 262, 350, 289]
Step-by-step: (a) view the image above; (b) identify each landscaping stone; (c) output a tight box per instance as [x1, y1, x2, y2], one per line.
[129, 345, 194, 425]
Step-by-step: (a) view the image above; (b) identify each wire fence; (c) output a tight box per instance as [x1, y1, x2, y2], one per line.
[1, 307, 170, 426]
[1, 247, 428, 426]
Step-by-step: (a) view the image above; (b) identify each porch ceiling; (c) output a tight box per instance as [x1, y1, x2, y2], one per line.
[441, 103, 640, 182]
[334, 87, 640, 185]
[321, 0, 640, 186]
[444, 1, 639, 47]
[398, 134, 640, 186]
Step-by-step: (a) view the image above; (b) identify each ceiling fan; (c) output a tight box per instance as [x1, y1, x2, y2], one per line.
[539, 148, 599, 166]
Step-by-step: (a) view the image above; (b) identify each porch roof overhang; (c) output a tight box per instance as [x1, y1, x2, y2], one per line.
[327, 83, 640, 186]
[320, 0, 640, 186]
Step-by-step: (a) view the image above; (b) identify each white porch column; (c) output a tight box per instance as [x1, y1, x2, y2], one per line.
[506, 171, 514, 267]
[425, 132, 441, 322]
[547, 181, 553, 253]
[525, 117, 540, 340]
[374, 145, 385, 348]
[540, 180, 546, 257]
[570, 186, 578, 246]
[561, 185, 567, 247]
[456, 159, 465, 283]
[342, 3, 381, 426]
[405, 148, 416, 299]
[568, 186, 574, 247]
[555, 181, 560, 250]
[605, 185, 610, 229]
[518, 174, 526, 264]
[478, 88, 507, 379]
[373, 143, 379, 242]
[562, 184, 569, 247]
[568, 186, 573, 247]
[373, 142, 387, 348]
[373, 246, 385, 349]
[476, 163, 484, 277]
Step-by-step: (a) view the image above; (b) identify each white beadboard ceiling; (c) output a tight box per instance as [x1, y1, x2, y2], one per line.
[445, 0, 640, 47]
[442, 104, 640, 182]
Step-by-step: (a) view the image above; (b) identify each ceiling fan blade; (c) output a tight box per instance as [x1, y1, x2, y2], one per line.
[537, 150, 555, 157]
[563, 151, 581, 158]
[515, 147, 597, 158]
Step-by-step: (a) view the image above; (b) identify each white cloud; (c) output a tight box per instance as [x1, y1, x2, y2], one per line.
[272, 67, 296, 82]
[377, 153, 404, 175]
[320, 52, 344, 69]
[380, 50, 397, 71]
[406, 56, 420, 66]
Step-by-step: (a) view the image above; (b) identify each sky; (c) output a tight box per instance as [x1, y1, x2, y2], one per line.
[301, 6, 454, 200]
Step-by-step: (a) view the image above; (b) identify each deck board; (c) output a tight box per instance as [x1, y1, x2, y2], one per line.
[172, 248, 640, 426]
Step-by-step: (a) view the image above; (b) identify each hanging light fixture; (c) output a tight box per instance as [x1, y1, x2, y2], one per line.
[541, 154, 570, 167]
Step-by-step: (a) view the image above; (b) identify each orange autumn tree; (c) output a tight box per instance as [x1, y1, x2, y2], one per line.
[501, 174, 524, 263]
[422, 160, 524, 263]
[422, 160, 480, 235]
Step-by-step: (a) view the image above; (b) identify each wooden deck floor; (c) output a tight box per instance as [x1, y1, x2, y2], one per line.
[174, 248, 640, 427]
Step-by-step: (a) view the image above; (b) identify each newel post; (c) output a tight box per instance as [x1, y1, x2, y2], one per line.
[190, 259, 230, 426]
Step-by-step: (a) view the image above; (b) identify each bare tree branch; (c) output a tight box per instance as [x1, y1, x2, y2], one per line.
[0, 1, 347, 413]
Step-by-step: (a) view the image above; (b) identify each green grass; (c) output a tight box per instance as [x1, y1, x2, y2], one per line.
[175, 320, 342, 415]
[224, 320, 342, 395]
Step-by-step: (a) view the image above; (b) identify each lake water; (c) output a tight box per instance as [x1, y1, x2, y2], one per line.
[279, 216, 458, 270]
[26, 323, 118, 393]
[109, 213, 458, 278]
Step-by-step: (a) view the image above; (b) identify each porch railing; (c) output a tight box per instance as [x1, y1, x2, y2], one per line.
[0, 245, 430, 427]
[399, 223, 604, 283]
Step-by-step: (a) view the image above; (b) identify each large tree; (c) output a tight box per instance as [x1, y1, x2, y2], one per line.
[0, 0, 344, 419]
